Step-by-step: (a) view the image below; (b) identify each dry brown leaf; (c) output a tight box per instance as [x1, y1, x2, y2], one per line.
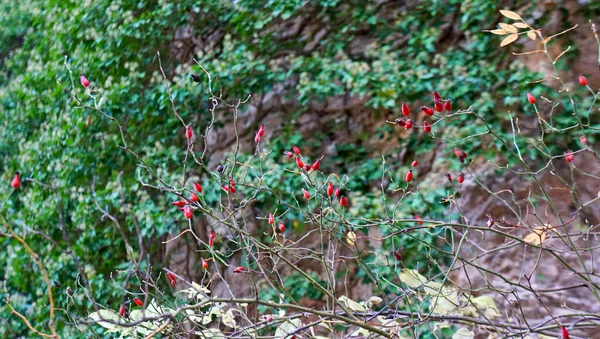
[499, 23, 517, 34]
[527, 30, 537, 40]
[490, 29, 508, 35]
[500, 33, 519, 47]
[499, 10, 522, 20]
[523, 227, 548, 245]
[513, 22, 529, 28]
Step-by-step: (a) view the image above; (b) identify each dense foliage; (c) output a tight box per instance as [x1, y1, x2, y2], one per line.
[1, 0, 599, 337]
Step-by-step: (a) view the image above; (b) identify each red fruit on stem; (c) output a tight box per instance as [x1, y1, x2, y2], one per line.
[579, 75, 588, 86]
[229, 178, 236, 187]
[303, 164, 312, 171]
[11, 172, 21, 189]
[405, 170, 413, 183]
[258, 124, 265, 137]
[296, 156, 304, 169]
[423, 121, 432, 133]
[434, 100, 443, 112]
[222, 185, 229, 192]
[561, 326, 569, 339]
[209, 231, 215, 247]
[526, 92, 536, 104]
[255, 132, 261, 143]
[580, 135, 588, 146]
[194, 182, 203, 193]
[444, 99, 452, 112]
[119, 304, 128, 317]
[80, 74, 90, 88]
[453, 148, 468, 163]
[340, 196, 348, 207]
[433, 91, 442, 102]
[209, 229, 216, 239]
[327, 182, 334, 196]
[190, 192, 199, 202]
[186, 125, 193, 139]
[312, 160, 320, 171]
[167, 272, 176, 286]
[292, 145, 301, 155]
[458, 173, 464, 184]
[172, 200, 187, 207]
[278, 222, 285, 232]
[268, 213, 275, 225]
[446, 173, 452, 182]
[202, 258, 209, 269]
[229, 185, 237, 193]
[405, 120, 413, 130]
[411, 160, 418, 167]
[334, 187, 341, 197]
[420, 106, 434, 116]
[302, 188, 310, 199]
[233, 266, 246, 273]
[133, 298, 143, 307]
[395, 118, 405, 127]
[183, 205, 193, 219]
[393, 250, 403, 261]
[401, 103, 410, 117]
[415, 215, 423, 225]
[565, 150, 574, 163]
[284, 151, 294, 159]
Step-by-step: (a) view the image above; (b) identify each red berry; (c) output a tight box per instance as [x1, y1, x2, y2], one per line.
[255, 132, 261, 143]
[579, 75, 588, 86]
[209, 229, 216, 239]
[420, 106, 434, 116]
[209, 230, 216, 247]
[453, 148, 468, 163]
[458, 173, 464, 184]
[327, 182, 334, 196]
[194, 182, 203, 193]
[119, 304, 128, 317]
[190, 192, 199, 202]
[167, 272, 176, 286]
[172, 200, 188, 207]
[405, 120, 413, 130]
[229, 178, 236, 187]
[561, 326, 569, 339]
[229, 185, 237, 193]
[302, 188, 310, 199]
[183, 205, 193, 219]
[311, 160, 320, 171]
[80, 74, 90, 88]
[340, 196, 348, 207]
[423, 121, 432, 133]
[284, 151, 294, 159]
[303, 164, 312, 171]
[411, 160, 418, 167]
[133, 298, 143, 307]
[222, 185, 229, 192]
[278, 222, 285, 232]
[415, 215, 423, 225]
[11, 172, 21, 189]
[434, 100, 443, 112]
[202, 258, 209, 269]
[401, 103, 410, 116]
[268, 213, 274, 225]
[565, 150, 574, 163]
[292, 145, 301, 155]
[233, 266, 246, 273]
[405, 170, 413, 183]
[296, 156, 304, 169]
[433, 91, 442, 102]
[394, 250, 403, 261]
[258, 124, 265, 137]
[185, 125, 193, 139]
[446, 173, 452, 182]
[526, 92, 536, 104]
[580, 135, 588, 146]
[334, 187, 341, 197]
[444, 100, 452, 112]
[395, 118, 405, 127]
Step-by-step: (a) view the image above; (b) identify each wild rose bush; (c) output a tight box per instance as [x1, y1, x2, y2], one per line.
[2, 8, 600, 339]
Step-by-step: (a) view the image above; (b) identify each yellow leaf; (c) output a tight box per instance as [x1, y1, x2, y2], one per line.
[499, 10, 522, 20]
[472, 296, 502, 318]
[523, 227, 547, 245]
[513, 22, 529, 28]
[398, 269, 428, 288]
[338, 296, 366, 312]
[527, 30, 537, 40]
[489, 29, 508, 35]
[500, 33, 519, 47]
[499, 23, 517, 33]
[453, 328, 475, 339]
[346, 230, 356, 246]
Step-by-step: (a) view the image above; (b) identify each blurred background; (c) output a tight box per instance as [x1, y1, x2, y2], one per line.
[1, 0, 599, 337]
